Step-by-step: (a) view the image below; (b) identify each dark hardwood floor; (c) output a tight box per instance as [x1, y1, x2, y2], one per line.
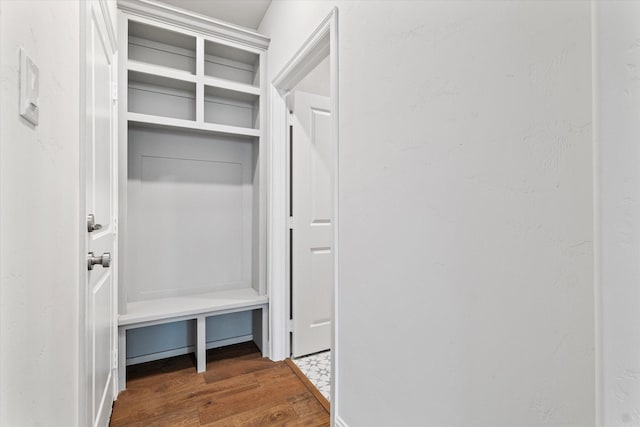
[110, 342, 330, 426]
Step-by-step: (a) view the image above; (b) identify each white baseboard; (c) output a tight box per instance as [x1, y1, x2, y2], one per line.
[335, 415, 349, 427]
[125, 334, 254, 366]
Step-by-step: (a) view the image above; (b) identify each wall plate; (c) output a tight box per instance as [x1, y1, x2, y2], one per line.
[19, 47, 39, 126]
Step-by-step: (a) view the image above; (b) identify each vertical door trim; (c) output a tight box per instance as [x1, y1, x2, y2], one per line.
[78, 3, 87, 425]
[267, 7, 339, 425]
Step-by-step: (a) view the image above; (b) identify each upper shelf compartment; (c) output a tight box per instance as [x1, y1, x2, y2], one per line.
[128, 70, 196, 121]
[205, 40, 260, 87]
[129, 20, 197, 75]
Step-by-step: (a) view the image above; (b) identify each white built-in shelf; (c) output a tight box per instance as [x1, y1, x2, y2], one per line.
[204, 85, 259, 129]
[128, 112, 260, 137]
[128, 19, 196, 74]
[127, 61, 260, 98]
[127, 59, 196, 83]
[203, 75, 260, 97]
[126, 17, 262, 134]
[205, 39, 260, 87]
[118, 0, 269, 386]
[119, 287, 268, 326]
[128, 71, 196, 121]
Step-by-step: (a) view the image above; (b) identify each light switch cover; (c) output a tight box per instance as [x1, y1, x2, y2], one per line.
[19, 47, 39, 125]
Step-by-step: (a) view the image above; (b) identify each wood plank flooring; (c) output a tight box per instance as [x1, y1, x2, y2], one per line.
[110, 342, 330, 426]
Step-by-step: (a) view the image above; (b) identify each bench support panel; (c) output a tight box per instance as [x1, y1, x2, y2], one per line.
[117, 304, 268, 391]
[196, 316, 206, 373]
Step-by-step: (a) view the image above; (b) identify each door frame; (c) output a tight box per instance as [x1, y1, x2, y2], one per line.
[267, 6, 339, 417]
[79, 1, 119, 425]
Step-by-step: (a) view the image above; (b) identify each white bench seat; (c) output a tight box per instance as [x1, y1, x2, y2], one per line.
[117, 287, 268, 390]
[119, 287, 268, 326]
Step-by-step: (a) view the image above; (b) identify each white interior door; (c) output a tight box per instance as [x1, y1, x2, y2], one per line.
[291, 91, 333, 358]
[84, 1, 116, 426]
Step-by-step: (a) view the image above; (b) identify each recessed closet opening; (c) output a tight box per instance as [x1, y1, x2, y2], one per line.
[126, 126, 258, 300]
[117, 7, 268, 391]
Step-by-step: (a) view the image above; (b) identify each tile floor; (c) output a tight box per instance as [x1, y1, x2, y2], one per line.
[292, 351, 331, 400]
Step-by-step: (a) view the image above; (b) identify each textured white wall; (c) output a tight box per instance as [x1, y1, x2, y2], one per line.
[0, 1, 81, 426]
[295, 56, 330, 97]
[260, 2, 594, 426]
[595, 2, 640, 426]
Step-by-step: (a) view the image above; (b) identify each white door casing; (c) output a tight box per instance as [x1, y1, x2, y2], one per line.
[291, 91, 333, 358]
[83, 1, 117, 426]
[268, 6, 338, 420]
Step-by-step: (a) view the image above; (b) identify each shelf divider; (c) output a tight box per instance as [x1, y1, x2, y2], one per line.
[203, 75, 261, 96]
[196, 36, 205, 123]
[128, 111, 260, 137]
[127, 59, 196, 83]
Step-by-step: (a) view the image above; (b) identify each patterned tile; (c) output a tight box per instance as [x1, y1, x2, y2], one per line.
[292, 351, 331, 400]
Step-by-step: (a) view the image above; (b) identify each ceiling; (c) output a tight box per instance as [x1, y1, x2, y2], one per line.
[157, 0, 272, 30]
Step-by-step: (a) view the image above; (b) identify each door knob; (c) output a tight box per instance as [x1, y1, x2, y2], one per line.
[87, 214, 102, 232]
[88, 252, 111, 270]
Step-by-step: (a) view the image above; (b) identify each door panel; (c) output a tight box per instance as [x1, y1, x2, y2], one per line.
[310, 109, 332, 223]
[94, 27, 113, 228]
[292, 91, 332, 358]
[85, 2, 116, 426]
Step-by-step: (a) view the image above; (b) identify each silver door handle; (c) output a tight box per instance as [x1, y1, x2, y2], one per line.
[87, 214, 102, 232]
[88, 252, 111, 270]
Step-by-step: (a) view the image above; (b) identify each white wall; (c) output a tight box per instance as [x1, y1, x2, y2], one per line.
[595, 2, 640, 426]
[0, 1, 81, 426]
[260, 2, 594, 426]
[295, 56, 330, 97]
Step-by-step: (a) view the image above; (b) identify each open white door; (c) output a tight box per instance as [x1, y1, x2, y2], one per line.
[291, 91, 333, 358]
[84, 1, 117, 426]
